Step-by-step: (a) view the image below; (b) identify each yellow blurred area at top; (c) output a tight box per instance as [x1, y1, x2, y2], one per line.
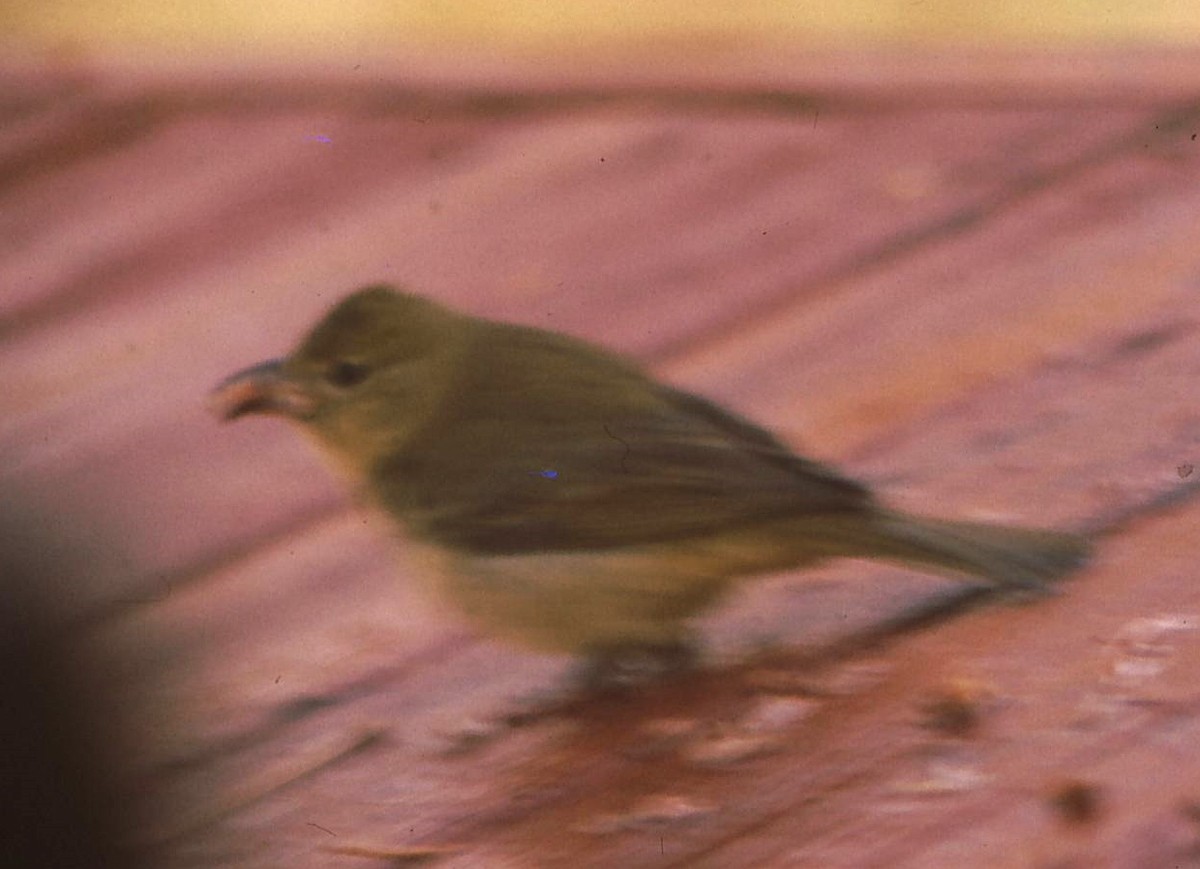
[3, 0, 1200, 61]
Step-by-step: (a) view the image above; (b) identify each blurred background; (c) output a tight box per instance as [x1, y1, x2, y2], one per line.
[3, 0, 1199, 65]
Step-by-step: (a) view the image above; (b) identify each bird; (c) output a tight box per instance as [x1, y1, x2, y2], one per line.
[210, 285, 1088, 684]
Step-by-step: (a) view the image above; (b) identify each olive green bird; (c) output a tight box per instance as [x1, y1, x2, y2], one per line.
[211, 286, 1088, 681]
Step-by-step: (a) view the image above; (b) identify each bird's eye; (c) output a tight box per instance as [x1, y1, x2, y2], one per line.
[326, 360, 370, 388]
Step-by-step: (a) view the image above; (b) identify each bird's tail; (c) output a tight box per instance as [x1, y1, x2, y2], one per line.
[843, 510, 1090, 591]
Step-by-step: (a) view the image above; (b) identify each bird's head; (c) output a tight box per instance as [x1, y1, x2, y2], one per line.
[210, 285, 471, 474]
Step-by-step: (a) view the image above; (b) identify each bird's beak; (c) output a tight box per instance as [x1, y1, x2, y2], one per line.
[209, 359, 315, 421]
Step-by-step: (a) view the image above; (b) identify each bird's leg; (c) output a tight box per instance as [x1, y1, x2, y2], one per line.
[574, 638, 699, 691]
[470, 638, 701, 742]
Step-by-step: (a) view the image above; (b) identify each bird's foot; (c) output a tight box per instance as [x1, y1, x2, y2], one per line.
[574, 640, 699, 692]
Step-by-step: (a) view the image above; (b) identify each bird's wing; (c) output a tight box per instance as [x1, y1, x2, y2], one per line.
[372, 382, 871, 555]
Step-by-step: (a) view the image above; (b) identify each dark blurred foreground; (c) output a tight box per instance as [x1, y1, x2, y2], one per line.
[1, 503, 143, 868]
